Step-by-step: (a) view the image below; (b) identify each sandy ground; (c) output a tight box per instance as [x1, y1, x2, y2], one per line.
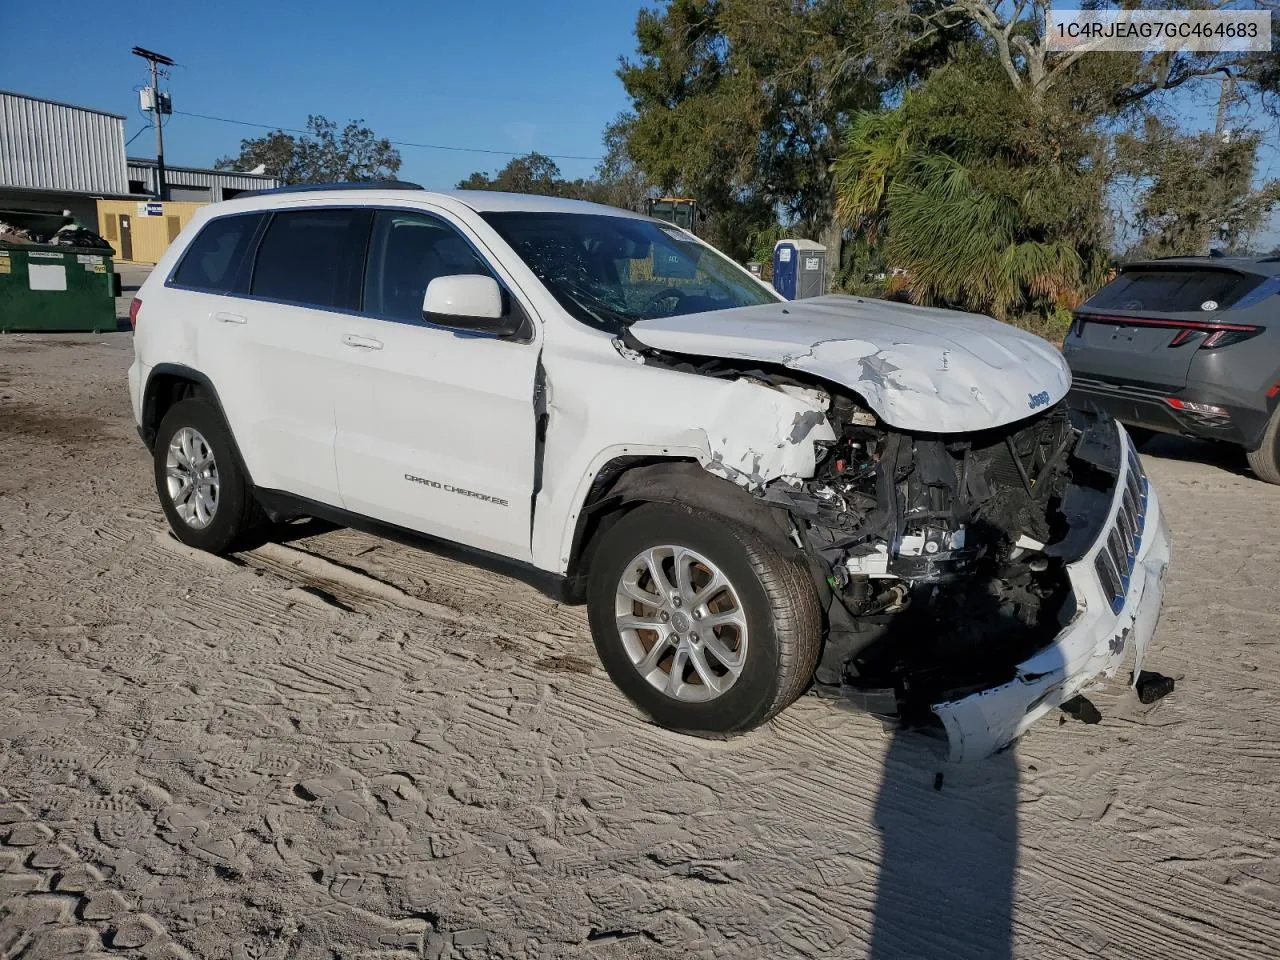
[2, 331, 1279, 960]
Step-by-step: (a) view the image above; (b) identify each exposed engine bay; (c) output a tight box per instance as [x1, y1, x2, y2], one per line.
[631, 346, 1126, 729]
[768, 391, 1123, 725]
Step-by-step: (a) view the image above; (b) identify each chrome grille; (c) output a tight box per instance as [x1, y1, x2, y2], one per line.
[1093, 437, 1149, 614]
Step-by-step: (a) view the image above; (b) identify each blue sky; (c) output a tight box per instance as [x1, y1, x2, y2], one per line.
[0, 0, 647, 188]
[1, 1, 1275, 248]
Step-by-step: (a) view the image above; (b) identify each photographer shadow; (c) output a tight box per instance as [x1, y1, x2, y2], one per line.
[862, 531, 1068, 959]
[868, 730, 1021, 959]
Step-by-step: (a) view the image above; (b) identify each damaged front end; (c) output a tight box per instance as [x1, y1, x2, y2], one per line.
[621, 295, 1168, 758]
[754, 388, 1169, 761]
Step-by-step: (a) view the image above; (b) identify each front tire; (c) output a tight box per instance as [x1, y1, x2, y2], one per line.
[153, 398, 260, 552]
[1247, 406, 1280, 485]
[586, 503, 822, 736]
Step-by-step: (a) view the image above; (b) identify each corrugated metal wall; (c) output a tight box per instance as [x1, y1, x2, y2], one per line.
[0, 92, 128, 194]
[97, 200, 204, 265]
[127, 161, 279, 200]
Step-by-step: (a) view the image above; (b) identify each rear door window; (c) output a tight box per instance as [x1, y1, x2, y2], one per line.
[170, 213, 264, 293]
[362, 210, 494, 322]
[1084, 268, 1262, 313]
[250, 208, 371, 310]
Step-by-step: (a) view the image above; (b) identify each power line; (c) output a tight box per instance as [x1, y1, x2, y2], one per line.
[171, 109, 603, 162]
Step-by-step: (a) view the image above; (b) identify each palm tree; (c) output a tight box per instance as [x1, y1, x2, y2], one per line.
[833, 110, 1090, 323]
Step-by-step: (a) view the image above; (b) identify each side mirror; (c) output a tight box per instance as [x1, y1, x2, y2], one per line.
[423, 274, 522, 336]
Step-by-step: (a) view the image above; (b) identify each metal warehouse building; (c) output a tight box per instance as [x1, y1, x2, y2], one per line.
[0, 90, 132, 227]
[127, 157, 277, 203]
[1, 89, 280, 263]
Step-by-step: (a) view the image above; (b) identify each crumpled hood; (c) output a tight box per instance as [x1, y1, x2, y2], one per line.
[629, 294, 1071, 433]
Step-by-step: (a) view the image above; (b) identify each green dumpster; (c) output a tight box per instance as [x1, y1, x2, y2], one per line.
[0, 241, 120, 334]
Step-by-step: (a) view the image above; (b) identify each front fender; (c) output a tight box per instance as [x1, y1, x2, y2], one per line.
[529, 361, 836, 574]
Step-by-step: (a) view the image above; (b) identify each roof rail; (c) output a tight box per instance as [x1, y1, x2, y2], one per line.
[238, 180, 424, 198]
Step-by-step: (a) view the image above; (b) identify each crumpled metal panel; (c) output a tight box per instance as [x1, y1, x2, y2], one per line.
[932, 428, 1171, 761]
[629, 294, 1072, 433]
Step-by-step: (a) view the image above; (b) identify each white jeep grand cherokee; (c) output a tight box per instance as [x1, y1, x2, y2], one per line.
[128, 184, 1170, 760]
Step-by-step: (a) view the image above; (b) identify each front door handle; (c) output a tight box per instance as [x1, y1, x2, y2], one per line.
[213, 311, 247, 324]
[343, 334, 383, 350]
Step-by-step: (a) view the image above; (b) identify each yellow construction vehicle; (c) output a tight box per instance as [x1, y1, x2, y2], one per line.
[645, 197, 699, 233]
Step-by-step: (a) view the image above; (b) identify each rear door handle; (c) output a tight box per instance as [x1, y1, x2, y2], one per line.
[213, 311, 247, 325]
[343, 334, 383, 350]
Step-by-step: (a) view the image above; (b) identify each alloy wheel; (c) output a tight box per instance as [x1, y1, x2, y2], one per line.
[165, 426, 220, 529]
[613, 544, 749, 702]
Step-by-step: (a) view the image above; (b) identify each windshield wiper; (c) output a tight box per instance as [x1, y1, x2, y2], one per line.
[563, 293, 611, 328]
[562, 285, 640, 328]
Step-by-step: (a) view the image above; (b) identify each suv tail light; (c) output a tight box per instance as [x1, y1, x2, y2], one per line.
[1165, 397, 1229, 418]
[129, 297, 142, 329]
[1199, 327, 1261, 349]
[1072, 313, 1261, 350]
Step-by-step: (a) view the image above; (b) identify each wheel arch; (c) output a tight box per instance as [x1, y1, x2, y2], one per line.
[142, 365, 229, 450]
[564, 457, 830, 608]
[142, 365, 256, 488]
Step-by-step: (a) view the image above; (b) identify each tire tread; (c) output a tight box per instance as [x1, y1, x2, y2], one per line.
[732, 516, 823, 723]
[1247, 408, 1280, 485]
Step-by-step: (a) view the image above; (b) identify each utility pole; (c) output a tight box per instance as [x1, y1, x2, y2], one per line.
[1214, 73, 1236, 141]
[131, 46, 174, 202]
[1209, 72, 1241, 253]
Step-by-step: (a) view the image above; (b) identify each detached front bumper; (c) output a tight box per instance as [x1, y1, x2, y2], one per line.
[933, 428, 1171, 762]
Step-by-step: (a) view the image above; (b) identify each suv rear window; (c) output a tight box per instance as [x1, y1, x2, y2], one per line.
[1084, 267, 1262, 313]
[250, 209, 370, 310]
[170, 213, 263, 293]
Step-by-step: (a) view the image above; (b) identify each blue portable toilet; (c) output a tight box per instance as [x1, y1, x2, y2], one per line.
[772, 239, 827, 300]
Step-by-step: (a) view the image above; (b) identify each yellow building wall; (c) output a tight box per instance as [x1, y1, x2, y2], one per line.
[95, 200, 204, 265]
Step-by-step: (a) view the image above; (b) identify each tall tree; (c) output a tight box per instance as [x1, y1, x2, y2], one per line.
[618, 0, 886, 267]
[456, 137, 655, 212]
[457, 152, 566, 194]
[834, 55, 1108, 326]
[214, 115, 401, 184]
[904, 0, 1280, 107]
[1117, 118, 1280, 257]
[590, 114, 654, 211]
[832, 1, 1280, 328]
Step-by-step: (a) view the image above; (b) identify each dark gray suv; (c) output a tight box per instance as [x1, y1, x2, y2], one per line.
[1064, 256, 1280, 482]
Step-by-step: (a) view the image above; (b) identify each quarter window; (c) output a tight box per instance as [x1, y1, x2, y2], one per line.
[171, 213, 263, 293]
[250, 208, 369, 310]
[363, 210, 493, 322]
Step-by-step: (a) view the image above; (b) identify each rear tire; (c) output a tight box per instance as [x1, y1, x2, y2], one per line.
[154, 398, 261, 552]
[586, 502, 822, 736]
[1247, 408, 1280, 485]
